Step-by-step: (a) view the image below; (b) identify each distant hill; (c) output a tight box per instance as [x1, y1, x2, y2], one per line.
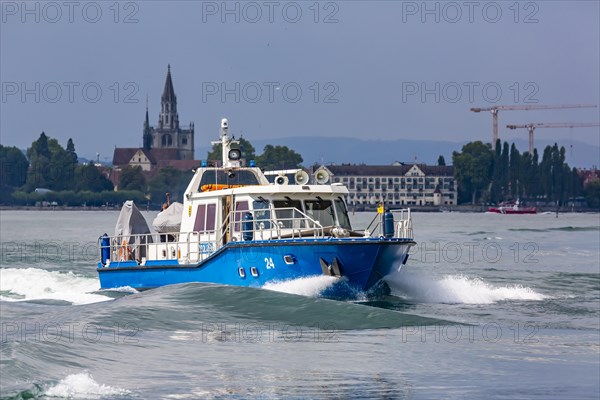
[198, 137, 599, 168]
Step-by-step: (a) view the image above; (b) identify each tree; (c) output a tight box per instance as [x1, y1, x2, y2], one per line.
[148, 167, 193, 203]
[509, 143, 521, 198]
[47, 138, 76, 191]
[118, 166, 146, 192]
[66, 138, 78, 164]
[584, 181, 600, 209]
[24, 132, 52, 191]
[437, 155, 446, 166]
[24, 133, 78, 191]
[0, 145, 29, 203]
[75, 163, 113, 192]
[207, 137, 256, 165]
[452, 141, 493, 204]
[256, 145, 303, 170]
[0, 145, 28, 188]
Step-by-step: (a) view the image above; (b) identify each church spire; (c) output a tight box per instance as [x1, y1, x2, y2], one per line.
[143, 95, 152, 149]
[162, 64, 176, 104]
[159, 64, 178, 129]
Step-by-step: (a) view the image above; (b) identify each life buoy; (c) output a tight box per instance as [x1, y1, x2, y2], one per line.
[201, 184, 245, 192]
[118, 240, 132, 261]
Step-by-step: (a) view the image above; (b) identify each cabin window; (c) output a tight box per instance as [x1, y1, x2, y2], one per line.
[273, 199, 303, 229]
[334, 198, 352, 230]
[194, 204, 216, 233]
[233, 201, 249, 232]
[304, 199, 335, 227]
[199, 170, 260, 189]
[206, 204, 216, 231]
[252, 200, 271, 229]
[194, 205, 206, 232]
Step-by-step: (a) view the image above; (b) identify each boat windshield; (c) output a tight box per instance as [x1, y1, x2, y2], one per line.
[252, 200, 271, 229]
[199, 170, 260, 189]
[305, 199, 336, 227]
[273, 199, 303, 229]
[334, 198, 352, 230]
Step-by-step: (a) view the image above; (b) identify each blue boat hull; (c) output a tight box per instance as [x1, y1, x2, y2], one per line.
[97, 238, 415, 292]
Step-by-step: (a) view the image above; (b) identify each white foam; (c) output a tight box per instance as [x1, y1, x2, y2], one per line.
[263, 275, 339, 297]
[45, 372, 129, 398]
[385, 270, 548, 304]
[100, 286, 139, 294]
[0, 268, 110, 305]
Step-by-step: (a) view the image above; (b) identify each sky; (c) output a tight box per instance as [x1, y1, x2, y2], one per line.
[1, 0, 599, 165]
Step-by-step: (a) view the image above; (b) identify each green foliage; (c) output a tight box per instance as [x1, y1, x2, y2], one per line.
[453, 140, 585, 205]
[118, 166, 146, 192]
[24, 133, 78, 191]
[66, 138, 78, 163]
[437, 155, 446, 166]
[256, 145, 303, 170]
[452, 141, 493, 204]
[207, 137, 257, 165]
[148, 167, 193, 204]
[74, 163, 114, 192]
[1, 145, 28, 188]
[207, 138, 304, 170]
[584, 181, 600, 209]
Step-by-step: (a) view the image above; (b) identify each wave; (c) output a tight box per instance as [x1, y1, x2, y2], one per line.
[263, 275, 340, 297]
[88, 283, 449, 330]
[44, 372, 130, 399]
[0, 373, 130, 400]
[0, 268, 110, 305]
[508, 226, 600, 232]
[385, 270, 548, 304]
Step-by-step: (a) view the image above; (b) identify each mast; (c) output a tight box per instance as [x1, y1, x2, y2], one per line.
[211, 118, 241, 168]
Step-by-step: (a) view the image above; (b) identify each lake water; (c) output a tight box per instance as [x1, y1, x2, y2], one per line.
[1, 210, 599, 399]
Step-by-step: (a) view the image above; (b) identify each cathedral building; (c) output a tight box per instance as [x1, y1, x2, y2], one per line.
[112, 65, 196, 181]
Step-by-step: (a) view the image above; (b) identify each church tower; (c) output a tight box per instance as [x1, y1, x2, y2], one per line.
[146, 65, 195, 160]
[158, 64, 179, 130]
[142, 100, 152, 150]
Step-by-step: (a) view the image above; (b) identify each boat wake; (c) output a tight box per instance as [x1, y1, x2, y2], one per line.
[0, 267, 111, 305]
[385, 269, 548, 304]
[262, 275, 340, 297]
[45, 372, 130, 399]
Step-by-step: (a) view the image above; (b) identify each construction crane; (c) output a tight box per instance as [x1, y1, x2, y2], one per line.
[470, 104, 597, 149]
[506, 122, 600, 154]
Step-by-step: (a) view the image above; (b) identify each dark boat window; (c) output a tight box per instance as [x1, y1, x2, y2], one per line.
[304, 199, 335, 227]
[334, 198, 352, 230]
[194, 203, 216, 233]
[206, 204, 216, 231]
[194, 204, 206, 232]
[252, 200, 271, 229]
[199, 170, 260, 189]
[233, 201, 249, 232]
[273, 199, 303, 229]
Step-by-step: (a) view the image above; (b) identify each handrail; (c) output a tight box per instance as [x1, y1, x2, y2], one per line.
[98, 207, 413, 267]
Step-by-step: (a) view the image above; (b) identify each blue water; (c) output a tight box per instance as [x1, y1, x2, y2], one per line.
[1, 210, 599, 399]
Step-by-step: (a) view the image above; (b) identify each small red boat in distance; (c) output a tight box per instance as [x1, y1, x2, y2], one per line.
[488, 200, 537, 214]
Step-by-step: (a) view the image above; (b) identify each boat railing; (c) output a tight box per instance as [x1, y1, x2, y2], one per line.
[361, 208, 413, 239]
[226, 207, 325, 241]
[103, 232, 182, 264]
[99, 207, 412, 267]
[101, 230, 221, 265]
[99, 207, 327, 266]
[392, 208, 413, 238]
